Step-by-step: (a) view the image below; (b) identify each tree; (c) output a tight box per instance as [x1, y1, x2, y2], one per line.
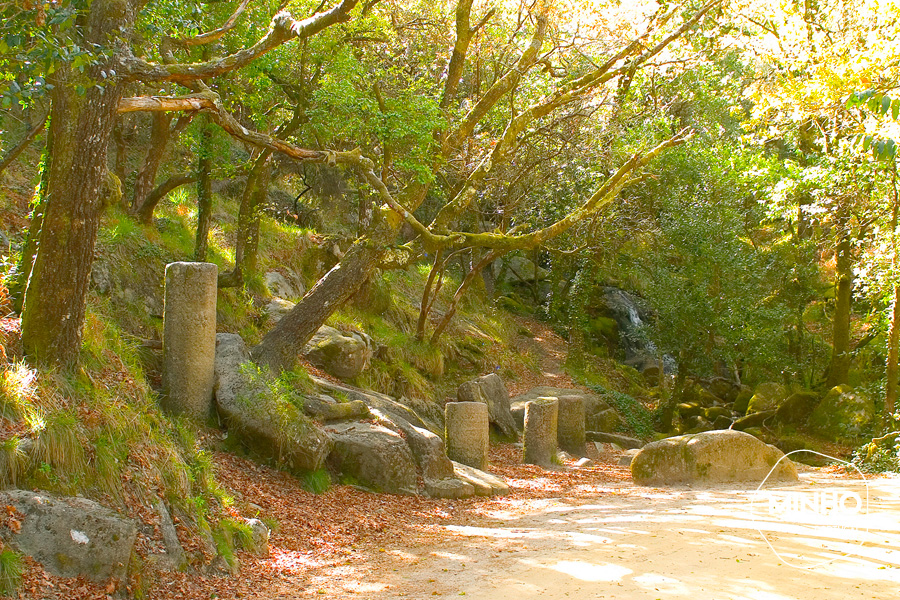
[738, 0, 900, 388]
[248, 0, 725, 370]
[6, 0, 359, 366]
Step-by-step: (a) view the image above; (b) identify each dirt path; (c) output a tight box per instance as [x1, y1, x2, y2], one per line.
[388, 474, 900, 599]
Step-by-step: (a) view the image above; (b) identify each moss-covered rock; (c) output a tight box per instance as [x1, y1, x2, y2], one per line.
[631, 429, 797, 486]
[732, 386, 753, 415]
[747, 382, 789, 414]
[808, 384, 876, 442]
[214, 334, 331, 472]
[775, 390, 820, 426]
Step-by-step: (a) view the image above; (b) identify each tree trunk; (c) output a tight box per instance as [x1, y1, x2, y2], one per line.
[825, 233, 853, 388]
[886, 165, 900, 424]
[194, 118, 213, 261]
[887, 286, 900, 419]
[431, 250, 502, 343]
[251, 236, 385, 371]
[131, 112, 173, 212]
[416, 249, 444, 341]
[137, 173, 197, 224]
[9, 134, 51, 315]
[221, 151, 272, 287]
[21, 0, 129, 365]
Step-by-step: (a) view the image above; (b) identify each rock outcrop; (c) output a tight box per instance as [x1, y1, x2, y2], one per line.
[808, 385, 876, 441]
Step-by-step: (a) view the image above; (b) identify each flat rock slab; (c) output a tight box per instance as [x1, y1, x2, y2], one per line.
[0, 490, 137, 583]
[631, 429, 798, 486]
[452, 461, 509, 496]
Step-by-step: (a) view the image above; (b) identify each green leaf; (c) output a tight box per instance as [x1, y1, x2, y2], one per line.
[868, 95, 881, 112]
[863, 135, 873, 152]
[882, 95, 892, 115]
[892, 98, 899, 120]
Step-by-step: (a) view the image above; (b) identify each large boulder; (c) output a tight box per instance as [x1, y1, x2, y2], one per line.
[747, 382, 789, 414]
[265, 298, 296, 324]
[631, 429, 798, 486]
[498, 255, 549, 284]
[371, 409, 473, 499]
[775, 390, 820, 426]
[264, 269, 305, 300]
[214, 334, 331, 472]
[808, 385, 876, 441]
[302, 325, 374, 380]
[324, 421, 418, 495]
[0, 490, 137, 583]
[457, 373, 517, 440]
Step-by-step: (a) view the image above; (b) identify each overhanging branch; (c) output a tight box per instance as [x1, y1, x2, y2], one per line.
[178, 0, 252, 47]
[120, 0, 358, 83]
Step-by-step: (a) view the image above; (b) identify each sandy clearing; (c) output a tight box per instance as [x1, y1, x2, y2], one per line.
[378, 475, 900, 600]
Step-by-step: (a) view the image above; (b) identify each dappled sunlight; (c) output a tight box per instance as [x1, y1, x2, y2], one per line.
[397, 476, 900, 598]
[527, 558, 633, 582]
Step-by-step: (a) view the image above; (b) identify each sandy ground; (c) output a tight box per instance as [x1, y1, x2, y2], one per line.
[363, 473, 900, 600]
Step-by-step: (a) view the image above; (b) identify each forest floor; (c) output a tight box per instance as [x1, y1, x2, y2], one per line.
[14, 321, 900, 600]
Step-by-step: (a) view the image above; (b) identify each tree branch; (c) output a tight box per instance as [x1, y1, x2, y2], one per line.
[0, 113, 46, 176]
[445, 9, 549, 151]
[120, 0, 358, 83]
[178, 0, 252, 47]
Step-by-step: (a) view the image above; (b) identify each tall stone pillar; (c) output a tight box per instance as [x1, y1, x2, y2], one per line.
[557, 394, 586, 454]
[163, 262, 217, 420]
[524, 397, 558, 467]
[445, 401, 489, 470]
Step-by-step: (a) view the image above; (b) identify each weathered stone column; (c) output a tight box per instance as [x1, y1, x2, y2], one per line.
[557, 394, 586, 454]
[523, 397, 558, 467]
[163, 261, 217, 420]
[445, 401, 489, 470]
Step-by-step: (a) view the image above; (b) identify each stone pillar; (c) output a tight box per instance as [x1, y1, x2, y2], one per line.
[557, 395, 586, 454]
[445, 402, 489, 470]
[163, 261, 217, 420]
[523, 397, 558, 467]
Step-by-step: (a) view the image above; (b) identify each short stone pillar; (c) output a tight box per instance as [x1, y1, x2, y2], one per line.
[523, 397, 558, 467]
[445, 402, 489, 470]
[162, 261, 218, 420]
[557, 395, 586, 454]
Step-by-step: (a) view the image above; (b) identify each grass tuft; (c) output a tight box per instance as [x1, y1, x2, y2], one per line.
[0, 547, 23, 596]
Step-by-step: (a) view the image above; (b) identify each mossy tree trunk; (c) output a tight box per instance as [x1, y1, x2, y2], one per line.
[251, 231, 386, 371]
[131, 112, 173, 213]
[825, 230, 853, 388]
[20, 0, 131, 366]
[886, 164, 900, 424]
[194, 118, 214, 261]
